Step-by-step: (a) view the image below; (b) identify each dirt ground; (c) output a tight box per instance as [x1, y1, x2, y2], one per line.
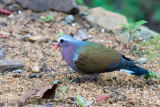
[0, 10, 160, 107]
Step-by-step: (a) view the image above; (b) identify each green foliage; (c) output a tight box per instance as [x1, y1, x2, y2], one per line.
[76, 0, 84, 5]
[153, 8, 160, 23]
[120, 20, 147, 42]
[41, 13, 54, 22]
[76, 95, 92, 107]
[144, 71, 159, 80]
[56, 32, 63, 39]
[134, 36, 160, 60]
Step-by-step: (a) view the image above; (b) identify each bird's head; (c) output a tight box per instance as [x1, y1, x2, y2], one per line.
[54, 34, 77, 50]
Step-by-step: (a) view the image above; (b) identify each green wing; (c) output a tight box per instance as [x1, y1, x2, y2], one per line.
[74, 41, 121, 74]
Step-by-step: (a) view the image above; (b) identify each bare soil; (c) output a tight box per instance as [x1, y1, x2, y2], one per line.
[0, 10, 160, 107]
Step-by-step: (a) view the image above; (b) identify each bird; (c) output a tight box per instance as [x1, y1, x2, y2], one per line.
[54, 34, 149, 79]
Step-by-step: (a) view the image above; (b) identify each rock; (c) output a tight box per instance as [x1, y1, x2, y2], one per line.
[7, 3, 21, 11]
[31, 66, 40, 73]
[0, 59, 24, 73]
[65, 15, 74, 24]
[1, 22, 7, 26]
[22, 34, 30, 41]
[138, 58, 147, 64]
[79, 5, 88, 12]
[53, 80, 62, 84]
[0, 46, 6, 60]
[2, 0, 14, 5]
[119, 26, 159, 42]
[29, 13, 37, 20]
[16, 0, 79, 14]
[85, 7, 128, 33]
[12, 69, 22, 73]
[29, 73, 42, 78]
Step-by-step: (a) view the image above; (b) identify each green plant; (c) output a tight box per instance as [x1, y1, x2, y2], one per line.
[144, 71, 159, 80]
[76, 0, 84, 5]
[120, 20, 147, 42]
[41, 13, 54, 22]
[56, 32, 63, 39]
[56, 86, 67, 102]
[76, 95, 92, 107]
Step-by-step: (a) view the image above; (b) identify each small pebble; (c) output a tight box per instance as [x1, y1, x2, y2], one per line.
[29, 14, 37, 20]
[101, 28, 105, 33]
[32, 66, 40, 73]
[1, 22, 7, 26]
[12, 69, 22, 73]
[22, 34, 30, 41]
[139, 37, 143, 41]
[138, 58, 147, 64]
[65, 15, 74, 24]
[109, 40, 113, 43]
[88, 35, 92, 38]
[100, 40, 104, 43]
[29, 74, 36, 78]
[29, 73, 42, 78]
[79, 12, 88, 16]
[18, 10, 22, 14]
[53, 80, 62, 84]
[72, 23, 76, 27]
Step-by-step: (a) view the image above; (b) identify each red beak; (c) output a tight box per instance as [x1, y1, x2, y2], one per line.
[54, 45, 59, 50]
[54, 43, 60, 50]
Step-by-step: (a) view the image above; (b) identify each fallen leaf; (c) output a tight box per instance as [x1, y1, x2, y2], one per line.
[28, 36, 50, 42]
[96, 94, 110, 103]
[1, 35, 9, 38]
[18, 84, 58, 107]
[74, 29, 91, 41]
[0, 9, 12, 15]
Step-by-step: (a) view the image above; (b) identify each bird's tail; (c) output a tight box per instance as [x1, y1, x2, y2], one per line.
[120, 65, 149, 76]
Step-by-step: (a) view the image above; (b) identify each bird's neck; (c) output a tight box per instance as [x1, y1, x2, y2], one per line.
[62, 42, 78, 71]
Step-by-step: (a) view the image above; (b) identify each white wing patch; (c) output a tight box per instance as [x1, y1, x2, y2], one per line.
[120, 69, 134, 74]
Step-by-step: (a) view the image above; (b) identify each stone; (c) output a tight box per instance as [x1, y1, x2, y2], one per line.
[85, 7, 128, 33]
[16, 0, 79, 14]
[31, 66, 40, 73]
[138, 58, 147, 64]
[1, 22, 7, 26]
[12, 69, 22, 73]
[7, 3, 21, 11]
[0, 46, 6, 60]
[29, 73, 42, 78]
[65, 15, 74, 24]
[0, 59, 24, 73]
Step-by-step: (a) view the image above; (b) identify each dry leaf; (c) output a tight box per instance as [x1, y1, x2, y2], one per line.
[28, 36, 50, 42]
[18, 84, 58, 107]
[74, 29, 90, 41]
[96, 94, 110, 103]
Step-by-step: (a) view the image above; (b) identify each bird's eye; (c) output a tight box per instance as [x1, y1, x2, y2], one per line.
[60, 39, 64, 43]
